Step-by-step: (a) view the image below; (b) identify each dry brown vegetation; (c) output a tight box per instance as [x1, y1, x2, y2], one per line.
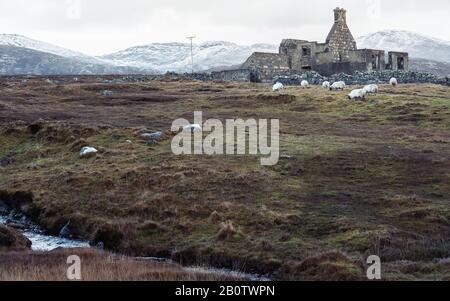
[0, 75, 449, 280]
[0, 248, 242, 281]
[0, 225, 31, 252]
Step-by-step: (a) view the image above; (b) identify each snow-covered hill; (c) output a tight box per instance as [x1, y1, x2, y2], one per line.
[356, 30, 450, 63]
[100, 41, 279, 73]
[0, 34, 95, 61]
[0, 45, 141, 75]
[0, 31, 449, 76]
[0, 34, 141, 75]
[409, 58, 450, 77]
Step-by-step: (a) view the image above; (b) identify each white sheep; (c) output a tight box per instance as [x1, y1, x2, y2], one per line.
[330, 81, 346, 91]
[301, 80, 309, 89]
[80, 147, 98, 158]
[322, 81, 330, 89]
[390, 77, 398, 86]
[348, 89, 367, 101]
[363, 84, 379, 95]
[272, 82, 284, 92]
[183, 124, 202, 134]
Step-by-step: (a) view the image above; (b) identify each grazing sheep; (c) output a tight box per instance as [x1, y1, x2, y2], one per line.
[272, 82, 284, 92]
[363, 84, 379, 95]
[348, 89, 367, 101]
[80, 147, 98, 158]
[322, 81, 331, 89]
[390, 77, 398, 86]
[301, 80, 309, 89]
[330, 81, 346, 91]
[183, 124, 202, 134]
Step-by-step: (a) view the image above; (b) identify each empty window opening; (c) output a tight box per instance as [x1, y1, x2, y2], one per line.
[371, 55, 378, 69]
[397, 57, 405, 70]
[302, 46, 311, 56]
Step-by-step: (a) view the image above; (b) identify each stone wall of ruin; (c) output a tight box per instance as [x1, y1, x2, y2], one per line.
[388, 52, 409, 71]
[241, 52, 291, 82]
[235, 8, 409, 81]
[211, 69, 253, 82]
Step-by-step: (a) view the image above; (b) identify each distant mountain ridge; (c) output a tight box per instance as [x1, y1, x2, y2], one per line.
[356, 30, 450, 63]
[0, 31, 449, 76]
[0, 34, 140, 75]
[99, 41, 279, 73]
[0, 45, 138, 75]
[0, 34, 89, 59]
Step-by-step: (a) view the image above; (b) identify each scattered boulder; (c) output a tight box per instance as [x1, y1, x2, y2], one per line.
[0, 225, 32, 251]
[96, 241, 105, 250]
[280, 155, 294, 160]
[80, 147, 98, 158]
[141, 132, 163, 141]
[0, 156, 12, 167]
[101, 90, 114, 96]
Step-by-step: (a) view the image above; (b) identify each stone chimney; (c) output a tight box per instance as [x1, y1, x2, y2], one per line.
[334, 7, 347, 23]
[326, 7, 357, 62]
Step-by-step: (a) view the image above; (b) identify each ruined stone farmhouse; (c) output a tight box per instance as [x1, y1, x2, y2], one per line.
[213, 8, 409, 82]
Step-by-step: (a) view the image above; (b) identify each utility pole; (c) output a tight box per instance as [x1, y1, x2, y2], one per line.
[186, 36, 196, 74]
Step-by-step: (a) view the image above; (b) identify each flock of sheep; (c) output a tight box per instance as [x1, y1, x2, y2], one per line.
[272, 77, 399, 100]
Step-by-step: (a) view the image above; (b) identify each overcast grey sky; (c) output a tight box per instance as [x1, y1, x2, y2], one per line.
[0, 0, 448, 55]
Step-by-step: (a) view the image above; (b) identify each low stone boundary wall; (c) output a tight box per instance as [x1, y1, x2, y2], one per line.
[274, 71, 449, 86]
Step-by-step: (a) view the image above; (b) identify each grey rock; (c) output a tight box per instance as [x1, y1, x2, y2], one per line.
[96, 242, 105, 250]
[0, 156, 11, 167]
[141, 131, 163, 141]
[102, 90, 114, 96]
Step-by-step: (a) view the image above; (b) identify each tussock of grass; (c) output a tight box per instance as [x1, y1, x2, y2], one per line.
[279, 252, 365, 281]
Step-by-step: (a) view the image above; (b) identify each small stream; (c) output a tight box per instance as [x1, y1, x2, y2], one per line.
[0, 213, 90, 251]
[0, 211, 271, 281]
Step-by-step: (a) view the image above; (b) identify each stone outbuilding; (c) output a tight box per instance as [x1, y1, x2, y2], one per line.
[213, 7, 409, 82]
